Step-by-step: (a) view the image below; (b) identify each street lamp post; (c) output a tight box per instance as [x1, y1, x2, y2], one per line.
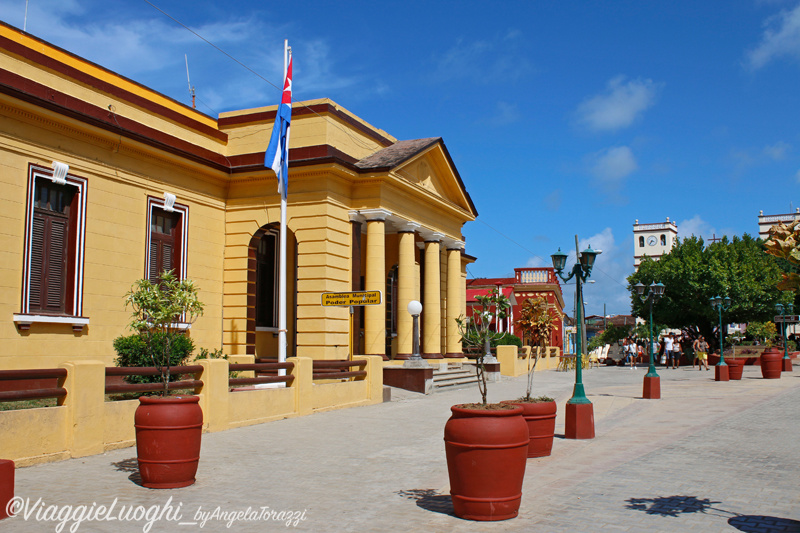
[634, 281, 665, 399]
[403, 300, 429, 369]
[710, 295, 732, 382]
[551, 237, 600, 440]
[775, 302, 794, 372]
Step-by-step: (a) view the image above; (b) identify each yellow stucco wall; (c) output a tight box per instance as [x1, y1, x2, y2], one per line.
[1, 25, 475, 370]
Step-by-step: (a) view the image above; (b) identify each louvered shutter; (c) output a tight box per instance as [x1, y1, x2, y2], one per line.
[45, 217, 68, 311]
[29, 216, 45, 310]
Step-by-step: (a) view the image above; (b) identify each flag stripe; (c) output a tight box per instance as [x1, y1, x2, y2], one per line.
[265, 54, 292, 199]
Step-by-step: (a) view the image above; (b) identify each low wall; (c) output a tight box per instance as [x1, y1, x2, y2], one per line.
[0, 355, 383, 466]
[497, 345, 560, 377]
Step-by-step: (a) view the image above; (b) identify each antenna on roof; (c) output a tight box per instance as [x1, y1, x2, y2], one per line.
[185, 54, 196, 109]
[24, 0, 29, 31]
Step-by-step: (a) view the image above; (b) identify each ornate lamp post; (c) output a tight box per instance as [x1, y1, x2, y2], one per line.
[403, 300, 429, 368]
[710, 295, 732, 382]
[551, 238, 600, 439]
[634, 281, 665, 399]
[775, 302, 794, 372]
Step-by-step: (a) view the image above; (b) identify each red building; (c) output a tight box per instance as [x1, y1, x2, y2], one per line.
[466, 267, 566, 350]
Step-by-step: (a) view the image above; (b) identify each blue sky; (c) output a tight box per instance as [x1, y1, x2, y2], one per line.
[3, 0, 799, 316]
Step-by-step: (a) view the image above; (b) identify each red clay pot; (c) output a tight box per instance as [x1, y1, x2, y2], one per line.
[0, 459, 13, 520]
[760, 348, 783, 379]
[503, 400, 557, 458]
[444, 404, 529, 521]
[135, 395, 203, 489]
[727, 359, 745, 380]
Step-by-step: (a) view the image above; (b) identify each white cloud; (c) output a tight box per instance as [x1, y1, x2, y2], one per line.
[560, 229, 635, 316]
[763, 141, 791, 160]
[576, 76, 660, 132]
[589, 146, 638, 182]
[1, 0, 361, 111]
[746, 3, 800, 70]
[677, 215, 722, 242]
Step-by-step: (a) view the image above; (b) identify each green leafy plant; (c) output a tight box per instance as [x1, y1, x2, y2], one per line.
[114, 333, 195, 384]
[764, 220, 800, 292]
[456, 288, 510, 405]
[515, 296, 559, 401]
[124, 270, 204, 395]
[745, 321, 777, 346]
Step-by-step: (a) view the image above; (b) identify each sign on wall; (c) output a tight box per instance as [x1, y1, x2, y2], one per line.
[321, 291, 382, 307]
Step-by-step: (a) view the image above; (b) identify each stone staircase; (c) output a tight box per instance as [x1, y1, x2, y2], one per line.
[432, 362, 479, 390]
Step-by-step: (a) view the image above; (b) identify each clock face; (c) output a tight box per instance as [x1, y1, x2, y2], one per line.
[647, 236, 657, 246]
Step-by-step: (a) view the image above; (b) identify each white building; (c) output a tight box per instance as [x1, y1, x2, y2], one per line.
[633, 218, 678, 268]
[758, 208, 800, 240]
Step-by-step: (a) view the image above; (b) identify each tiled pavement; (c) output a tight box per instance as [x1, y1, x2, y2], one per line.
[6, 363, 800, 532]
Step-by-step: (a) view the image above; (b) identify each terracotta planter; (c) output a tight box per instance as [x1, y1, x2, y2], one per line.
[444, 405, 529, 521]
[135, 395, 203, 489]
[760, 348, 783, 379]
[503, 400, 557, 457]
[727, 359, 744, 380]
[0, 459, 13, 520]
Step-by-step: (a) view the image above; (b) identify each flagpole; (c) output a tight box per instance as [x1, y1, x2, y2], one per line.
[278, 39, 290, 375]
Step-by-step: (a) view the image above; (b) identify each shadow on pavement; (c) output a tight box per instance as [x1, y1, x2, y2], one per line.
[728, 515, 800, 533]
[111, 457, 143, 486]
[625, 495, 719, 517]
[396, 489, 454, 516]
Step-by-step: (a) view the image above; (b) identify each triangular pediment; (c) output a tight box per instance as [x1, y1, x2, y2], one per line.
[355, 137, 477, 218]
[393, 142, 476, 216]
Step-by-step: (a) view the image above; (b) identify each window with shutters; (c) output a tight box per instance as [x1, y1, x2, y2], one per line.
[18, 164, 88, 323]
[145, 197, 188, 282]
[255, 229, 278, 329]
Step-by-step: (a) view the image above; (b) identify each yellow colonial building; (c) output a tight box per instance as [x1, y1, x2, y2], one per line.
[0, 22, 477, 371]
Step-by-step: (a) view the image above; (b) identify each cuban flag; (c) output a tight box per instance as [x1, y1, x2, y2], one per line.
[265, 54, 292, 199]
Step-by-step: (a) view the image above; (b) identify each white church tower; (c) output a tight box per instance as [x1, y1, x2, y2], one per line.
[633, 218, 678, 268]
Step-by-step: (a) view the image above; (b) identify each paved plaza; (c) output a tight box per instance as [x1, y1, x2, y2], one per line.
[7, 362, 800, 532]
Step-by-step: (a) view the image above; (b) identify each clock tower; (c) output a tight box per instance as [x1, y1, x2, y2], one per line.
[633, 218, 678, 268]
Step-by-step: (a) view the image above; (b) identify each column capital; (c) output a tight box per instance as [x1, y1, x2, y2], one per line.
[359, 208, 392, 222]
[348, 211, 365, 223]
[444, 238, 465, 250]
[397, 221, 421, 233]
[423, 232, 444, 243]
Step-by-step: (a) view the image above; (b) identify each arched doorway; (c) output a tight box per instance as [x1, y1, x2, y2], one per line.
[247, 223, 297, 359]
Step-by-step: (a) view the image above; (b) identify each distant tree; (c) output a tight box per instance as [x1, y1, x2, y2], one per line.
[628, 234, 790, 351]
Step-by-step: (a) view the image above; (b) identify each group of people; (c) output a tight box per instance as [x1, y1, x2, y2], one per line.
[621, 334, 711, 370]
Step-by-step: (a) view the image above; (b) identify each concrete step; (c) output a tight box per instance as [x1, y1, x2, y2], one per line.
[432, 366, 479, 389]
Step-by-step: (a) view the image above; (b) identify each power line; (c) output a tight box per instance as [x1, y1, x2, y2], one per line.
[142, 0, 378, 153]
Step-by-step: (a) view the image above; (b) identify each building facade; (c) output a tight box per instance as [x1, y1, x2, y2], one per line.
[0, 22, 477, 369]
[758, 208, 800, 240]
[633, 218, 678, 268]
[466, 267, 565, 350]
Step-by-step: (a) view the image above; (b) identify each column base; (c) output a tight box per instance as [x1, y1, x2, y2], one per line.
[782, 358, 793, 372]
[394, 353, 412, 360]
[422, 353, 444, 359]
[565, 402, 594, 439]
[643, 375, 661, 399]
[444, 352, 463, 358]
[715, 364, 729, 382]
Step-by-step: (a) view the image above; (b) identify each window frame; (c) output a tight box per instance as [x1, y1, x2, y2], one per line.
[144, 196, 188, 282]
[16, 164, 88, 328]
[255, 227, 279, 331]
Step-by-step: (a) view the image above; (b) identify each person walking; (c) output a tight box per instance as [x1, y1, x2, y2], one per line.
[663, 334, 674, 369]
[693, 335, 709, 370]
[672, 336, 682, 369]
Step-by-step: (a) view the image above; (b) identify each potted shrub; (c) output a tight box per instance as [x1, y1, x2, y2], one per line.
[124, 270, 204, 489]
[504, 297, 559, 458]
[448, 289, 528, 521]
